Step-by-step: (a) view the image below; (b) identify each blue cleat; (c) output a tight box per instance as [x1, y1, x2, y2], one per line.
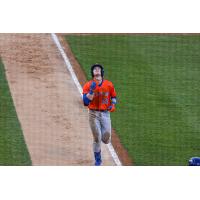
[94, 151, 102, 166]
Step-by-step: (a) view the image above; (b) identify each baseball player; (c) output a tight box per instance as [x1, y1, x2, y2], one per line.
[82, 64, 117, 166]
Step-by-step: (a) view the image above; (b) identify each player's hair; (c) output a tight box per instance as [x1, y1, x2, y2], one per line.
[91, 64, 104, 77]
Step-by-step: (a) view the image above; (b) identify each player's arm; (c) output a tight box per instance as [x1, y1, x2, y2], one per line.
[108, 97, 117, 112]
[111, 97, 117, 104]
[83, 81, 96, 106]
[108, 83, 117, 112]
[83, 92, 94, 106]
[83, 93, 92, 106]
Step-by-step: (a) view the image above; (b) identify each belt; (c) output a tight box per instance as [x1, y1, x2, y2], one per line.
[90, 109, 107, 112]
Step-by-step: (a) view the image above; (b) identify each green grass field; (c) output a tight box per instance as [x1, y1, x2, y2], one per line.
[0, 59, 32, 165]
[65, 34, 200, 165]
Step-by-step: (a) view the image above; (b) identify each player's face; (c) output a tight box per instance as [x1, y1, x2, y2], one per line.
[93, 67, 101, 77]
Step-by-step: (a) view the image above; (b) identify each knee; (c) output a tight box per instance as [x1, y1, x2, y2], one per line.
[94, 135, 101, 143]
[103, 140, 110, 144]
[102, 132, 111, 144]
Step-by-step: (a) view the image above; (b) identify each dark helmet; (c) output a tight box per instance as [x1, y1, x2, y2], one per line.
[189, 157, 200, 166]
[91, 64, 104, 78]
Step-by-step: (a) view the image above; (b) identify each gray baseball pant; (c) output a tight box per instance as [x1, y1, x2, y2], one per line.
[89, 110, 111, 153]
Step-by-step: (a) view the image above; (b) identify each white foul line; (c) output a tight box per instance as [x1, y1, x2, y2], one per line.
[51, 33, 122, 166]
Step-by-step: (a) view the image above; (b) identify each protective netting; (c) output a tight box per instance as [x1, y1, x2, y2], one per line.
[0, 34, 200, 165]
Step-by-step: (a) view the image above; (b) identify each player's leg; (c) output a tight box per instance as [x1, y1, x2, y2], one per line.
[101, 111, 112, 144]
[89, 110, 102, 165]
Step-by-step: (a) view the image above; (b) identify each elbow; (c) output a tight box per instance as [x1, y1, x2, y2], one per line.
[111, 97, 117, 105]
[83, 94, 91, 106]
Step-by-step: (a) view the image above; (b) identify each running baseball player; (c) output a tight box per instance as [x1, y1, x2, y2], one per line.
[82, 64, 117, 166]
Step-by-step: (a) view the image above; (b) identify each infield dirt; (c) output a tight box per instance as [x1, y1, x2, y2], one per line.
[0, 34, 116, 165]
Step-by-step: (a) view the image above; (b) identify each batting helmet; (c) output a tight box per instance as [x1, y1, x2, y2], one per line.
[188, 157, 200, 166]
[91, 64, 104, 78]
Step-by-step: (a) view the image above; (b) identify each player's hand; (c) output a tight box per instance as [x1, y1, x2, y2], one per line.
[90, 81, 97, 91]
[89, 81, 97, 95]
[108, 104, 116, 112]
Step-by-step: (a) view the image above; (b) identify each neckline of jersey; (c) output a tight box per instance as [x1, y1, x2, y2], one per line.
[98, 79, 104, 87]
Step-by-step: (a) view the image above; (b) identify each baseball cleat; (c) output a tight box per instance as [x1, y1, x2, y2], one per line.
[94, 151, 102, 166]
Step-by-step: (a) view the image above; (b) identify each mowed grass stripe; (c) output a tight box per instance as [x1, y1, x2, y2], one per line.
[0, 59, 32, 165]
[65, 35, 200, 165]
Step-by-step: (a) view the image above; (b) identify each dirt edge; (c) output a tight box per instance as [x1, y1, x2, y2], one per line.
[58, 34, 133, 166]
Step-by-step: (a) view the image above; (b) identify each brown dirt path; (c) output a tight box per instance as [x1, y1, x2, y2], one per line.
[0, 33, 116, 165]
